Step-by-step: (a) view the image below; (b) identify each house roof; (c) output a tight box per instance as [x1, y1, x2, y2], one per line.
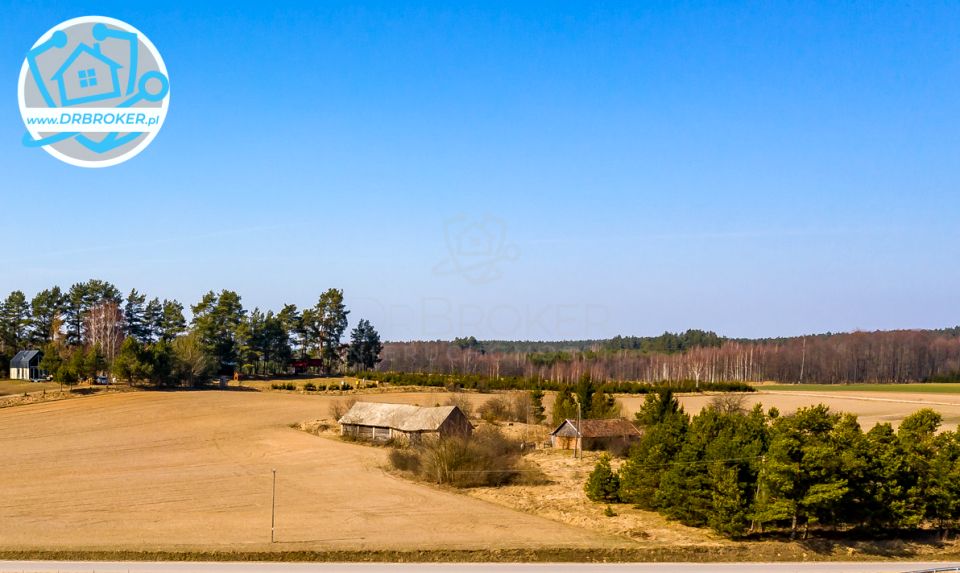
[338, 402, 464, 432]
[51, 42, 123, 80]
[550, 418, 641, 438]
[10, 350, 41, 369]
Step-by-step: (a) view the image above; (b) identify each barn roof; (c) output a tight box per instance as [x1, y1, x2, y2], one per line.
[10, 350, 41, 369]
[550, 418, 641, 438]
[338, 402, 463, 432]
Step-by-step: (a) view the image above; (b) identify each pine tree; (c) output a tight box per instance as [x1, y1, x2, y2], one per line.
[144, 298, 163, 343]
[39, 342, 64, 387]
[347, 318, 383, 371]
[754, 405, 848, 538]
[575, 375, 596, 416]
[191, 290, 246, 373]
[30, 287, 65, 345]
[585, 454, 620, 502]
[551, 387, 578, 426]
[588, 388, 621, 419]
[0, 291, 31, 353]
[619, 390, 688, 509]
[84, 343, 106, 378]
[898, 408, 944, 527]
[159, 299, 187, 342]
[708, 464, 748, 537]
[861, 422, 910, 528]
[530, 388, 546, 424]
[113, 337, 148, 385]
[123, 289, 148, 343]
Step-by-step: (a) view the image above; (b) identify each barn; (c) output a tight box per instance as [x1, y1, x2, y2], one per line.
[9, 350, 43, 381]
[550, 418, 641, 453]
[338, 402, 473, 444]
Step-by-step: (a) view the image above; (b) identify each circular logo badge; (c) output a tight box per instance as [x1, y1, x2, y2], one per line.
[18, 16, 170, 168]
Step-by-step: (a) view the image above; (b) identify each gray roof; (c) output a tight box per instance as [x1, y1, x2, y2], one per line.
[550, 418, 641, 438]
[338, 402, 462, 432]
[10, 350, 41, 369]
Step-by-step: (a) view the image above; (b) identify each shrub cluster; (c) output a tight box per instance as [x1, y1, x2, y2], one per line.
[478, 393, 533, 423]
[387, 427, 542, 488]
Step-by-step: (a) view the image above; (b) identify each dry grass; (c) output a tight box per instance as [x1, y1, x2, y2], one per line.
[467, 449, 725, 547]
[0, 378, 61, 396]
[0, 381, 131, 409]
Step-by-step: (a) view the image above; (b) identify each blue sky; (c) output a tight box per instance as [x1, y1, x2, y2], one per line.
[2, 1, 959, 341]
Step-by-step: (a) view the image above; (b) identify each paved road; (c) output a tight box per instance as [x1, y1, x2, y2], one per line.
[0, 562, 956, 573]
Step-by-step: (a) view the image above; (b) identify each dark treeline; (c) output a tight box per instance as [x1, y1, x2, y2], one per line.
[0, 280, 383, 385]
[587, 391, 960, 539]
[452, 329, 722, 354]
[359, 370, 754, 394]
[383, 328, 960, 384]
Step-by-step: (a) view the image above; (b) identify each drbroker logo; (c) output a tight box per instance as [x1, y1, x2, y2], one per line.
[19, 16, 170, 168]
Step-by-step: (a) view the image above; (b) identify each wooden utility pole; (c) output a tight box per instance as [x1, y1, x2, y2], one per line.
[271, 469, 277, 543]
[799, 337, 806, 384]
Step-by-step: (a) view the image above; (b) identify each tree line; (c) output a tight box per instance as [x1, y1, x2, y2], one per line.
[380, 328, 960, 384]
[358, 370, 754, 394]
[0, 280, 382, 386]
[585, 390, 960, 538]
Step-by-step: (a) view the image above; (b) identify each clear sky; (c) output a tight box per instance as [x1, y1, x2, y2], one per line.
[2, 1, 959, 341]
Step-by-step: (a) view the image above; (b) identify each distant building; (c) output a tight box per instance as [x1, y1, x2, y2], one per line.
[9, 350, 44, 381]
[338, 402, 473, 444]
[550, 418, 641, 452]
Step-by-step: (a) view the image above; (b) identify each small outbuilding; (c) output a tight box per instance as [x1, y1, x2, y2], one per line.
[9, 350, 44, 381]
[550, 418, 641, 452]
[338, 402, 473, 444]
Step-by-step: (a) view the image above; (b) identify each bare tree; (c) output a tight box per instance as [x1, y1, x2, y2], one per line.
[84, 301, 124, 363]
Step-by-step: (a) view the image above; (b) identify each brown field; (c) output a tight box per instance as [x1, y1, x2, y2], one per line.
[0, 389, 627, 552]
[614, 390, 960, 431]
[6, 386, 960, 559]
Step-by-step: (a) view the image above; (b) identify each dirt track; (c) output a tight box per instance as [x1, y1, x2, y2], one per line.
[0, 390, 624, 552]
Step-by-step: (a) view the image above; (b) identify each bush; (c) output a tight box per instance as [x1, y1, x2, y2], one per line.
[388, 448, 421, 473]
[478, 396, 511, 422]
[329, 397, 357, 421]
[445, 392, 474, 419]
[386, 427, 535, 488]
[303, 382, 317, 392]
[478, 393, 534, 423]
[585, 454, 620, 502]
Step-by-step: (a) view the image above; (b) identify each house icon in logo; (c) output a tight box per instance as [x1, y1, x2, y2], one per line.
[50, 42, 122, 106]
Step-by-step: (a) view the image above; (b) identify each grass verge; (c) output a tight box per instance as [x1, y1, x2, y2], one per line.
[1, 543, 959, 563]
